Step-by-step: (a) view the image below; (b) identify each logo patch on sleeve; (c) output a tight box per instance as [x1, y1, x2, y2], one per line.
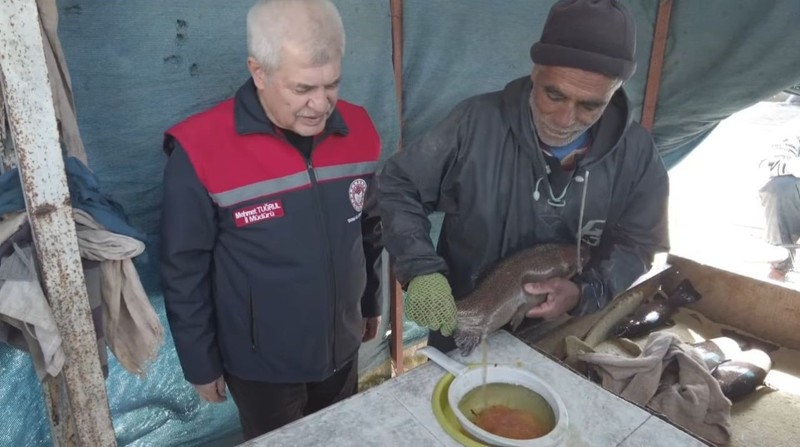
[348, 178, 367, 212]
[233, 200, 284, 227]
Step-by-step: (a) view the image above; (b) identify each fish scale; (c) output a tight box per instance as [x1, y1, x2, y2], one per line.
[454, 243, 589, 356]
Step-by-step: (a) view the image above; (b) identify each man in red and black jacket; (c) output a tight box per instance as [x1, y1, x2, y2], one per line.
[159, 0, 382, 440]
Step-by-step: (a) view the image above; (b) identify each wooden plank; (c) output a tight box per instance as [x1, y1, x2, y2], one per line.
[389, 268, 405, 375]
[641, 0, 673, 130]
[388, 0, 405, 376]
[663, 255, 800, 350]
[390, 0, 403, 132]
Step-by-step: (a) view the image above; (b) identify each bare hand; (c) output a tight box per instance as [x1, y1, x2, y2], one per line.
[193, 376, 227, 403]
[362, 316, 381, 342]
[524, 278, 580, 320]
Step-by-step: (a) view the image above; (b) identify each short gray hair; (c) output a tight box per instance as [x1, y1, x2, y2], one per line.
[247, 0, 345, 74]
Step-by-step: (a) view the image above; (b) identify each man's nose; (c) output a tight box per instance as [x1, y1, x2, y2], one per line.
[307, 89, 328, 113]
[551, 105, 576, 128]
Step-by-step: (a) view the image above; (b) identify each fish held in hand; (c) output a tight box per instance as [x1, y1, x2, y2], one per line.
[454, 243, 589, 356]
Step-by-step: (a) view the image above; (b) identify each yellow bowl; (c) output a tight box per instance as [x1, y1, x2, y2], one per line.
[431, 372, 487, 447]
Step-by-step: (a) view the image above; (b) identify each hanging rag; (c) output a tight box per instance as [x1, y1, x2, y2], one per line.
[73, 208, 164, 376]
[0, 243, 65, 380]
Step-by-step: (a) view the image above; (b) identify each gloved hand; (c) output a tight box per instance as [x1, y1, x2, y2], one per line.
[405, 273, 457, 336]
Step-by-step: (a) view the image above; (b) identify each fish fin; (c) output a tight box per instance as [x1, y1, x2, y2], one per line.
[564, 335, 595, 357]
[651, 290, 669, 303]
[667, 279, 702, 307]
[612, 320, 630, 338]
[454, 329, 482, 357]
[509, 306, 528, 331]
[564, 336, 595, 369]
[613, 318, 647, 339]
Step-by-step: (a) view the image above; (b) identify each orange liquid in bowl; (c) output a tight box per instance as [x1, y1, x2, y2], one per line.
[458, 383, 556, 441]
[472, 404, 548, 439]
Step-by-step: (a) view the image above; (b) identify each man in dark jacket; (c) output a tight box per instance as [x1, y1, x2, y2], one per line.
[377, 0, 669, 353]
[159, 0, 383, 440]
[759, 134, 800, 279]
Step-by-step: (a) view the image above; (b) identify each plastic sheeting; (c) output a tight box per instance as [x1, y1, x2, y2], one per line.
[401, 0, 800, 166]
[401, 0, 653, 146]
[651, 0, 800, 165]
[1, 0, 398, 445]
[2, 0, 800, 445]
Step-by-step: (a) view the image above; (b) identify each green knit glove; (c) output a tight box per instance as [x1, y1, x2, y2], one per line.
[406, 273, 457, 336]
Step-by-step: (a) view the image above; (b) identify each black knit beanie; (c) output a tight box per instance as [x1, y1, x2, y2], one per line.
[530, 0, 637, 81]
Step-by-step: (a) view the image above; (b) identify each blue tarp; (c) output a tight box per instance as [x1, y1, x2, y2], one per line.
[2, 0, 799, 445]
[1, 1, 398, 445]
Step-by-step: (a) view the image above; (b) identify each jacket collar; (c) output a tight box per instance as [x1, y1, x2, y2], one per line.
[233, 78, 349, 137]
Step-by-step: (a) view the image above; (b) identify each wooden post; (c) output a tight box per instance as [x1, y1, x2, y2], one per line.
[641, 0, 674, 131]
[0, 1, 116, 445]
[389, 0, 405, 375]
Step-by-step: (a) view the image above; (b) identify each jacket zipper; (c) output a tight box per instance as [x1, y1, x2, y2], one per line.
[305, 156, 339, 371]
[250, 288, 258, 351]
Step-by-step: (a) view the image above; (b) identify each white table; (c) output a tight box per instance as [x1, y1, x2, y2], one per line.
[242, 331, 709, 447]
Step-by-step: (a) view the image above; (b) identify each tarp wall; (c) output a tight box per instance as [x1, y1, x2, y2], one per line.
[651, 0, 800, 166]
[401, 0, 800, 165]
[1, 1, 397, 446]
[1, 0, 799, 446]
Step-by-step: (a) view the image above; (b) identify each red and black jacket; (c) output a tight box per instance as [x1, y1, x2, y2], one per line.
[160, 79, 382, 384]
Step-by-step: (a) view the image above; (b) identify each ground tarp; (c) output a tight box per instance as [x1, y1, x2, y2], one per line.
[1, 0, 799, 445]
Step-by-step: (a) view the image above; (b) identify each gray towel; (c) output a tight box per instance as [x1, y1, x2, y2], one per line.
[577, 332, 732, 445]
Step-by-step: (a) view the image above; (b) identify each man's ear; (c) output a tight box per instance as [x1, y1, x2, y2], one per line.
[247, 57, 266, 89]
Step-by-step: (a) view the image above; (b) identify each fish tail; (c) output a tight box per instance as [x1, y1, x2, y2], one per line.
[667, 279, 702, 307]
[454, 328, 482, 357]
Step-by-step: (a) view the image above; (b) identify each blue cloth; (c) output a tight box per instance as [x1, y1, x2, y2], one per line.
[0, 169, 26, 214]
[545, 131, 590, 161]
[0, 157, 145, 242]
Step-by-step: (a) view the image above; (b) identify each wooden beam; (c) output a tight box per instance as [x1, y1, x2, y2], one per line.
[641, 0, 674, 131]
[391, 0, 403, 127]
[0, 1, 115, 445]
[389, 0, 405, 375]
[389, 268, 405, 375]
[663, 255, 800, 351]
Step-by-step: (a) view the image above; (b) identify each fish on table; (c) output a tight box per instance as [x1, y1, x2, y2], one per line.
[454, 243, 589, 356]
[612, 279, 702, 339]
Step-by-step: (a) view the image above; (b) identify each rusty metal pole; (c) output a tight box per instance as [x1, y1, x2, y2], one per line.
[388, 0, 406, 376]
[0, 1, 116, 446]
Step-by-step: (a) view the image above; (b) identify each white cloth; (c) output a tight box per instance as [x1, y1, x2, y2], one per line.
[0, 244, 65, 379]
